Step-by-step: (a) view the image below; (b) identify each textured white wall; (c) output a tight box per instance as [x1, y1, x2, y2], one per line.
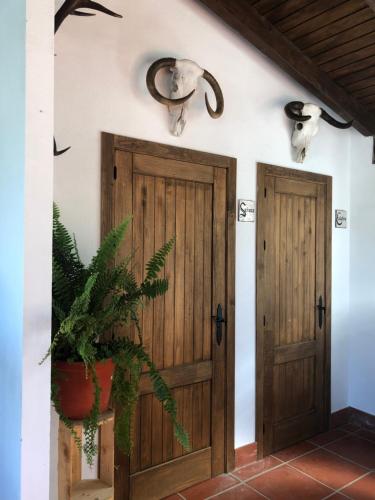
[53, 0, 355, 474]
[22, 1, 54, 499]
[348, 132, 375, 415]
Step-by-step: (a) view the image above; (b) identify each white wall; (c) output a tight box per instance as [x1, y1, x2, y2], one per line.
[54, 0, 354, 455]
[348, 132, 375, 415]
[22, 1, 54, 499]
[0, 1, 53, 499]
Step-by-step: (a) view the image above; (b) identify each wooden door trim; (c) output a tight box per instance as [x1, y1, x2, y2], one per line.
[101, 133, 236, 498]
[256, 162, 332, 458]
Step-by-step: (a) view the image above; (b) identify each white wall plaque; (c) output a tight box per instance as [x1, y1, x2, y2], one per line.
[335, 209, 347, 228]
[238, 199, 255, 222]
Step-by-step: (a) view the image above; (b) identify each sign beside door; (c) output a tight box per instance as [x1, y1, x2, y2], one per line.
[238, 199, 255, 222]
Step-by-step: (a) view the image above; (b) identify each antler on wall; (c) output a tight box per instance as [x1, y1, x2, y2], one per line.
[54, 138, 71, 157]
[54, 0, 123, 156]
[55, 0, 122, 33]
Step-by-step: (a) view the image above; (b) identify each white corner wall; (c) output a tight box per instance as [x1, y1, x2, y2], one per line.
[0, 1, 54, 499]
[22, 2, 54, 499]
[348, 132, 375, 415]
[54, 0, 354, 457]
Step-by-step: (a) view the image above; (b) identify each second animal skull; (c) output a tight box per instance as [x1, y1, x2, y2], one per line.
[146, 58, 224, 136]
[284, 101, 352, 163]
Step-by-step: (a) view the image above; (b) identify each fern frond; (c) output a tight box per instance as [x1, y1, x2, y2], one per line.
[141, 278, 169, 299]
[144, 237, 175, 282]
[89, 217, 131, 274]
[112, 338, 190, 454]
[55, 274, 98, 353]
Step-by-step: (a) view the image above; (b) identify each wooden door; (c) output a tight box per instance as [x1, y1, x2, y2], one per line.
[101, 135, 236, 500]
[256, 163, 332, 458]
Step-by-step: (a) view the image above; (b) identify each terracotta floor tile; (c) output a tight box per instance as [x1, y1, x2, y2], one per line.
[235, 443, 258, 469]
[325, 435, 375, 469]
[325, 494, 349, 499]
[291, 448, 367, 490]
[248, 464, 333, 499]
[162, 495, 182, 500]
[341, 472, 375, 500]
[233, 455, 282, 481]
[356, 428, 375, 443]
[215, 484, 265, 499]
[273, 441, 317, 462]
[181, 474, 239, 499]
[331, 409, 352, 428]
[310, 429, 348, 446]
[340, 423, 362, 433]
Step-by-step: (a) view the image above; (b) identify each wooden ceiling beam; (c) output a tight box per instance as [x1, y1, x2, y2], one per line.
[198, 0, 375, 136]
[365, 0, 375, 13]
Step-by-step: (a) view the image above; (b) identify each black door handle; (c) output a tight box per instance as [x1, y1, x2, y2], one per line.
[212, 304, 225, 346]
[317, 295, 326, 329]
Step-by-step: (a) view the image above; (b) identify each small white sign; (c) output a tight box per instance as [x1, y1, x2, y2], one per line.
[238, 199, 255, 222]
[335, 209, 347, 228]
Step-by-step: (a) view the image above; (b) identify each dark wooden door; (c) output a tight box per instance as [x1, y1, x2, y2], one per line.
[101, 135, 236, 500]
[256, 163, 332, 458]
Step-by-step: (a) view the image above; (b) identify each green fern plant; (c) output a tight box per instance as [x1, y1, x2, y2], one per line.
[42, 204, 189, 465]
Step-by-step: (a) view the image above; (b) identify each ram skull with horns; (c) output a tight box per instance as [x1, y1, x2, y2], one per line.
[146, 58, 224, 136]
[284, 101, 352, 163]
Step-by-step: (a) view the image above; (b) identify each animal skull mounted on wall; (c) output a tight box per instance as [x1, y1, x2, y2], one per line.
[284, 101, 352, 163]
[146, 58, 224, 136]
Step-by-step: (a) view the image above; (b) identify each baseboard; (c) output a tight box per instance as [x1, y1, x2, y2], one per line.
[331, 406, 375, 430]
[236, 407, 375, 460]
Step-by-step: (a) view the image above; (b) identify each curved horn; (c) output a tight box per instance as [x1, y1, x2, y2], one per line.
[55, 0, 122, 33]
[54, 138, 71, 157]
[146, 58, 195, 107]
[320, 109, 353, 129]
[202, 70, 224, 119]
[284, 101, 311, 121]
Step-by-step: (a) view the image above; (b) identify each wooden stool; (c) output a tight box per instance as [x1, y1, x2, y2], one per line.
[58, 411, 114, 500]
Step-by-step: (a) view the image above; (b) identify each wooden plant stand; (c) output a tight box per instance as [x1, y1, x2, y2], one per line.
[58, 411, 114, 500]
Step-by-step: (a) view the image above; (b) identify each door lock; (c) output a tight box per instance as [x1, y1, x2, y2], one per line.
[212, 304, 225, 346]
[317, 295, 326, 329]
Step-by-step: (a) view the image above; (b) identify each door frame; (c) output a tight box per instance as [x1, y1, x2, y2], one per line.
[101, 133, 237, 496]
[256, 162, 332, 458]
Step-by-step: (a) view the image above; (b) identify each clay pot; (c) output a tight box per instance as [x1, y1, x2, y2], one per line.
[54, 358, 114, 420]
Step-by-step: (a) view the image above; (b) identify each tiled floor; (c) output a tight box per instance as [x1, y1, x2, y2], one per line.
[165, 422, 375, 499]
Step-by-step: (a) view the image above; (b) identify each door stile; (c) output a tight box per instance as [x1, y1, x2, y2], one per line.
[211, 167, 227, 475]
[256, 166, 266, 459]
[225, 157, 236, 471]
[262, 175, 276, 458]
[314, 183, 326, 432]
[324, 178, 332, 430]
[113, 150, 133, 500]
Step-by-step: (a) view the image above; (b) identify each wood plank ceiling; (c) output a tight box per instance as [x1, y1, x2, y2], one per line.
[198, 0, 375, 136]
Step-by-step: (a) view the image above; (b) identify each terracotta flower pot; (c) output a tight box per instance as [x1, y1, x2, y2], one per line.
[54, 358, 114, 420]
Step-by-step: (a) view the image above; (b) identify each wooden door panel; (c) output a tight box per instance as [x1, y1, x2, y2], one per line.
[102, 135, 235, 499]
[129, 171, 217, 478]
[130, 448, 212, 500]
[257, 164, 331, 457]
[102, 138, 234, 499]
[275, 192, 317, 347]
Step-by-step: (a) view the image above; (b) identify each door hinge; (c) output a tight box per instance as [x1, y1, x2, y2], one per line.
[113, 165, 117, 180]
[264, 240, 266, 250]
[263, 315, 266, 327]
[264, 188, 267, 198]
[263, 423, 266, 434]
